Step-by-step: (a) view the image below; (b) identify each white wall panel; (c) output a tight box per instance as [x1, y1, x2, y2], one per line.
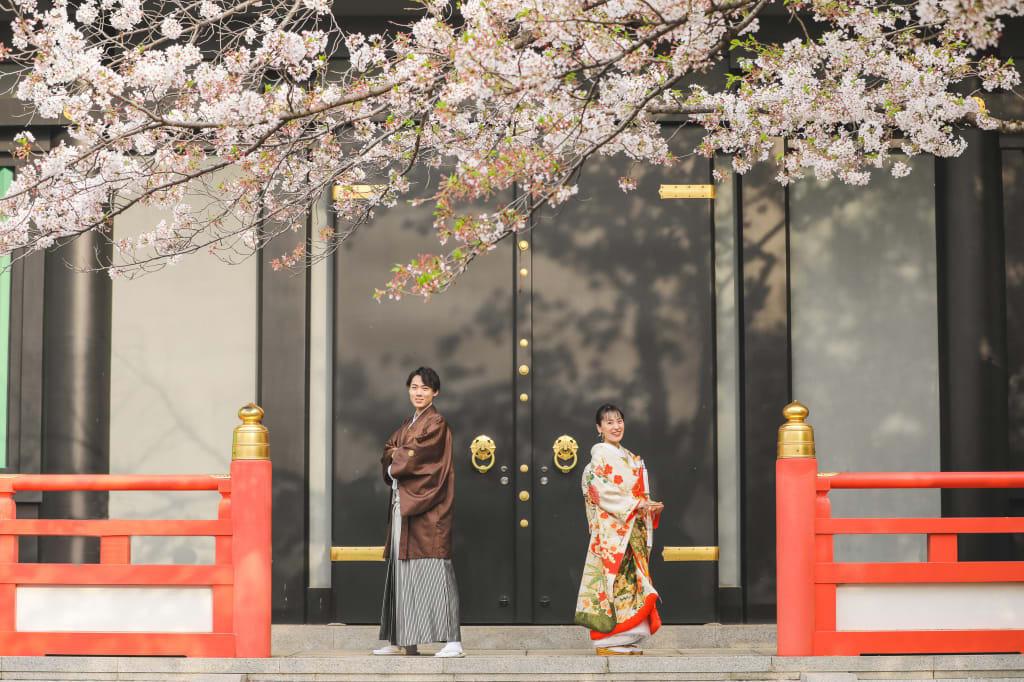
[308, 191, 333, 589]
[17, 586, 212, 632]
[790, 159, 940, 562]
[838, 583, 1024, 630]
[110, 190, 258, 565]
[715, 157, 741, 589]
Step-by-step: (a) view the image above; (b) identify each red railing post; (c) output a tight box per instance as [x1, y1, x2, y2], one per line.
[776, 401, 817, 656]
[100, 536, 131, 564]
[927, 534, 958, 562]
[213, 479, 234, 637]
[0, 477, 18, 635]
[813, 486, 836, 647]
[230, 403, 272, 658]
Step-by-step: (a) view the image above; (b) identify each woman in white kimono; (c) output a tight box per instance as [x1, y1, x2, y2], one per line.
[573, 404, 664, 655]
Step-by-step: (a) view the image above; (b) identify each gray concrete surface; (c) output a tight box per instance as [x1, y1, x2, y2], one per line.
[271, 624, 778, 656]
[0, 627, 1020, 680]
[0, 650, 1020, 681]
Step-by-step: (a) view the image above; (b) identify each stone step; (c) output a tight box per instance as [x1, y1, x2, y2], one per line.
[271, 624, 778, 654]
[3, 627, 1022, 681]
[3, 651, 1023, 681]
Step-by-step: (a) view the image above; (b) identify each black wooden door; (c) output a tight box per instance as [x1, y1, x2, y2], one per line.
[332, 129, 717, 624]
[331, 180, 518, 624]
[528, 127, 718, 624]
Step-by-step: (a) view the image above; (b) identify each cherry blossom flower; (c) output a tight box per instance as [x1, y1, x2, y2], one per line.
[0, 0, 1017, 298]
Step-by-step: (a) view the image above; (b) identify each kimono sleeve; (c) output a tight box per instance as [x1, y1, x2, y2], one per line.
[585, 446, 641, 524]
[388, 415, 448, 477]
[380, 426, 403, 486]
[640, 457, 660, 529]
[389, 415, 453, 517]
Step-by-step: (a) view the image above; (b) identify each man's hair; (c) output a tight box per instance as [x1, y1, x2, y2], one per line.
[407, 366, 441, 393]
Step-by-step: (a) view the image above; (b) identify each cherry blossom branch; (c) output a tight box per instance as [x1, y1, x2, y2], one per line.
[0, 0, 1019, 297]
[646, 103, 1024, 135]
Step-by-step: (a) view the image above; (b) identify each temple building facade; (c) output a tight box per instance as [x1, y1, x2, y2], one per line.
[0, 7, 1021, 625]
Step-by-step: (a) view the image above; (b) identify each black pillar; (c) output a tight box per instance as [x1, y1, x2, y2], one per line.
[935, 128, 1009, 560]
[7, 251, 46, 562]
[1002, 142, 1024, 558]
[259, 225, 310, 622]
[738, 139, 791, 622]
[39, 233, 112, 563]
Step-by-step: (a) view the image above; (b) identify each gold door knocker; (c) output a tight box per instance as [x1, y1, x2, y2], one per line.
[470, 435, 496, 473]
[552, 435, 578, 473]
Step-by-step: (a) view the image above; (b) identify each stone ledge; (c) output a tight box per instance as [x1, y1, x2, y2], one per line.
[440, 655, 606, 674]
[112, 660, 281, 675]
[272, 625, 778, 655]
[931, 654, 1024, 670]
[606, 655, 774, 673]
[277, 657, 445, 674]
[770, 657, 936, 672]
[2, 674, 117, 681]
[1, 656, 120, 672]
[0, 651, 1022, 681]
[116, 676, 246, 682]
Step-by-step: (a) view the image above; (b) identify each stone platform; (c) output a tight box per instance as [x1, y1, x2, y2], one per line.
[270, 624, 778, 655]
[0, 626, 1021, 681]
[2, 650, 1024, 681]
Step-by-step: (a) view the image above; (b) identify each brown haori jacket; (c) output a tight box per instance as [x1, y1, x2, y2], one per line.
[381, 404, 454, 560]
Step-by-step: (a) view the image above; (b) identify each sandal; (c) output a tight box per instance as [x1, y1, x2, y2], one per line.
[596, 646, 643, 655]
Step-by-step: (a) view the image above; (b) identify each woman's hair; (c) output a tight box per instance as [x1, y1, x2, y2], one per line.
[406, 366, 441, 393]
[595, 403, 624, 424]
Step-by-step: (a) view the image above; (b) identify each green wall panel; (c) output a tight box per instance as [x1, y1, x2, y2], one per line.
[0, 167, 13, 468]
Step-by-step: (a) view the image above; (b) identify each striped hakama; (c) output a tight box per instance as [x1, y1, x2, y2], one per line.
[379, 488, 461, 647]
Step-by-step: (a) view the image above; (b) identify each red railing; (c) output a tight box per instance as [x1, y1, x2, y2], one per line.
[777, 402, 1024, 656]
[0, 405, 271, 658]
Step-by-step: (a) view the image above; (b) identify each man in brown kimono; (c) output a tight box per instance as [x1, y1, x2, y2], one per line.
[375, 367, 463, 657]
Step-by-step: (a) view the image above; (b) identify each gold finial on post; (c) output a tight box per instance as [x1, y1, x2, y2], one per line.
[778, 401, 814, 459]
[233, 403, 270, 460]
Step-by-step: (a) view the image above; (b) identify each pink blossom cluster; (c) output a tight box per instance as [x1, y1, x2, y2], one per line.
[687, 0, 1022, 186]
[0, 0, 1019, 298]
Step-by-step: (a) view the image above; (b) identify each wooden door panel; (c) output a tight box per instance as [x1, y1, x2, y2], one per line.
[530, 127, 718, 624]
[332, 182, 517, 624]
[331, 131, 718, 626]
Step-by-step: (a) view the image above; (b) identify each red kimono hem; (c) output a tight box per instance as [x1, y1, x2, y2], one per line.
[589, 593, 661, 640]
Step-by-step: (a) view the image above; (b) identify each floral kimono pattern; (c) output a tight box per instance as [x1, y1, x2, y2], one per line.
[573, 443, 661, 640]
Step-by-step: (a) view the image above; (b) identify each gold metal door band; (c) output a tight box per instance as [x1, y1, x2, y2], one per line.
[332, 546, 385, 562]
[334, 183, 723, 203]
[332, 184, 383, 200]
[658, 184, 715, 200]
[662, 546, 719, 561]
[331, 545, 720, 562]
